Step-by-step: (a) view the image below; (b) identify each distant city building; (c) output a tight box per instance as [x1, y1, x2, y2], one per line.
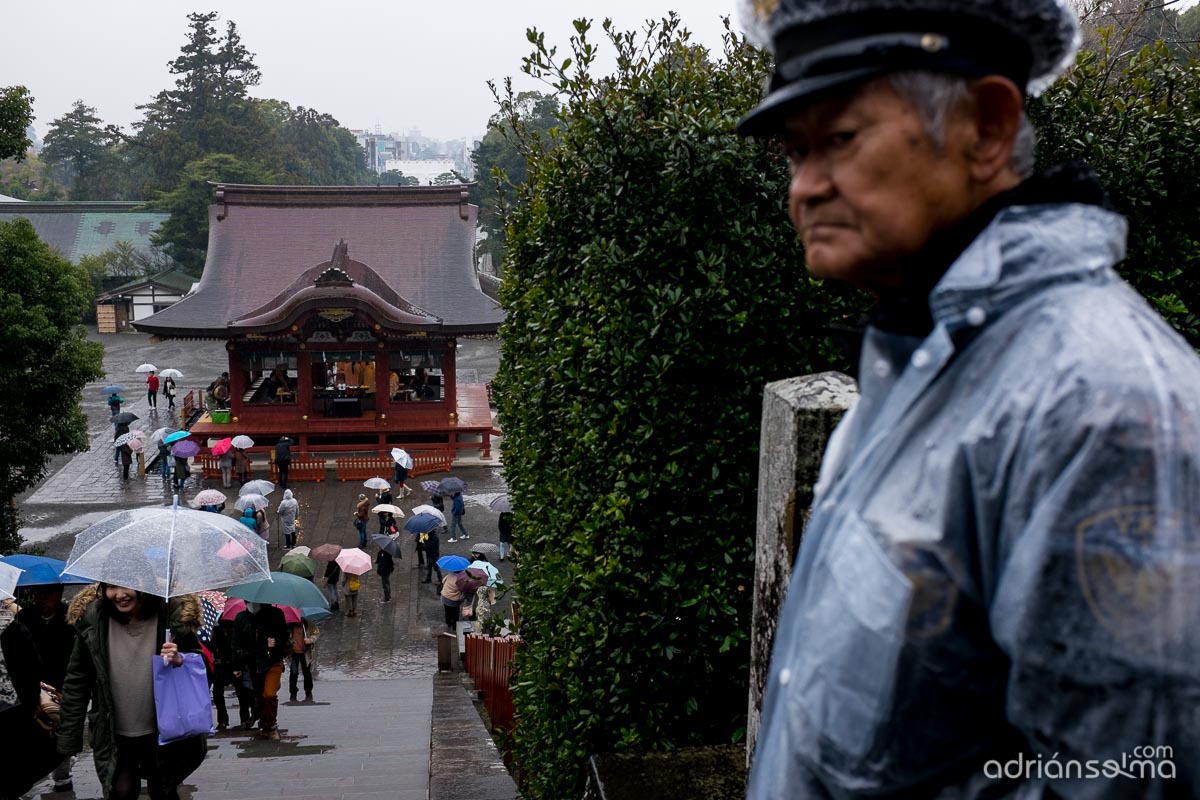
[382, 158, 460, 185]
[351, 127, 476, 179]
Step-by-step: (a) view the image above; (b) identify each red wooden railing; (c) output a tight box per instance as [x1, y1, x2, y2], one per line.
[464, 633, 520, 757]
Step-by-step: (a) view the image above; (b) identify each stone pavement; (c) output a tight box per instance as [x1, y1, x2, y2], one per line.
[27, 677, 434, 800]
[16, 330, 519, 799]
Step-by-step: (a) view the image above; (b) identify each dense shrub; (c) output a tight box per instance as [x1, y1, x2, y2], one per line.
[492, 16, 864, 800]
[1029, 33, 1200, 345]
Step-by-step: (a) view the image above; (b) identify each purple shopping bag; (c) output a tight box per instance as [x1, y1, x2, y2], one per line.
[152, 652, 215, 745]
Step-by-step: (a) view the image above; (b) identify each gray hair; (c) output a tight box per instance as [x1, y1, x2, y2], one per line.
[887, 71, 1036, 178]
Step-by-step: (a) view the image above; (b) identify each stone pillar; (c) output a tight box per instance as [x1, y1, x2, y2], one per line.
[747, 372, 857, 765]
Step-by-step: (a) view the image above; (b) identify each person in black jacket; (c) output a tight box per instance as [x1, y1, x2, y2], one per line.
[2, 596, 63, 800]
[233, 604, 289, 740]
[323, 561, 341, 611]
[274, 437, 292, 490]
[376, 548, 395, 603]
[16, 585, 77, 791]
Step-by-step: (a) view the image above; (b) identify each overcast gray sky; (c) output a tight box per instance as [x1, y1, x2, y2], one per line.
[3, 1, 741, 142]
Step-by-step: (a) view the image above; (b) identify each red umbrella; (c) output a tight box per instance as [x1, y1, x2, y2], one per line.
[211, 437, 233, 457]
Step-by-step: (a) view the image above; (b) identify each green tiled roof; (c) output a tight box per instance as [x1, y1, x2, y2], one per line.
[0, 202, 168, 265]
[74, 212, 167, 262]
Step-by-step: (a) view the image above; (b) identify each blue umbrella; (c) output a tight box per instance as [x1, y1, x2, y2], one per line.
[164, 430, 191, 445]
[404, 513, 443, 535]
[0, 554, 90, 587]
[101, 385, 126, 396]
[436, 555, 471, 572]
[171, 440, 201, 458]
[300, 606, 332, 622]
[225, 571, 330, 609]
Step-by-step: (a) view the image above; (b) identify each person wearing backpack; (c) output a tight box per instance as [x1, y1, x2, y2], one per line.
[376, 548, 395, 603]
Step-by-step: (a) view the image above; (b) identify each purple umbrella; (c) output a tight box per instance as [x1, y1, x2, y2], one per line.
[171, 440, 201, 458]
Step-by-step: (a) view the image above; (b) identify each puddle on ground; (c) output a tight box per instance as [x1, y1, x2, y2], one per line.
[232, 730, 334, 758]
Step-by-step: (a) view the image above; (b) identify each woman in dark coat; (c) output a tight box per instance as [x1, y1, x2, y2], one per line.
[1, 597, 63, 799]
[57, 584, 208, 800]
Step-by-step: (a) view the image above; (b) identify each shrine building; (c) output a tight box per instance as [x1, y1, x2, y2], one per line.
[134, 183, 503, 460]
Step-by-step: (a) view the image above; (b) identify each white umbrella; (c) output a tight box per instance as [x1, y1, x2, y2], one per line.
[410, 505, 446, 526]
[114, 431, 145, 448]
[363, 477, 390, 491]
[231, 435, 255, 449]
[286, 545, 312, 557]
[390, 448, 414, 469]
[159, 368, 184, 379]
[135, 363, 158, 373]
[234, 493, 270, 512]
[371, 504, 405, 517]
[239, 480, 275, 497]
[63, 497, 271, 598]
[149, 427, 177, 446]
[0, 561, 22, 600]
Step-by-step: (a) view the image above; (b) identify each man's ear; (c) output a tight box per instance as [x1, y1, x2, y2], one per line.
[964, 76, 1024, 184]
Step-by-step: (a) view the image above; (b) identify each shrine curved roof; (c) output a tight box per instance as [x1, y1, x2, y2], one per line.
[134, 184, 502, 338]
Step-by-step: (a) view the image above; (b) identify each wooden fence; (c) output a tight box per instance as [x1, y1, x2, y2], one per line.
[198, 452, 327, 482]
[334, 450, 453, 482]
[464, 633, 519, 755]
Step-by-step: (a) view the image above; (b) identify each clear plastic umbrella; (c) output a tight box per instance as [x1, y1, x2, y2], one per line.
[0, 561, 22, 600]
[363, 477, 390, 491]
[62, 497, 271, 598]
[231, 435, 255, 449]
[150, 427, 177, 446]
[410, 505, 446, 526]
[390, 448, 414, 469]
[135, 363, 158, 373]
[190, 489, 227, 508]
[234, 493, 270, 512]
[239, 480, 275, 497]
[159, 368, 184, 379]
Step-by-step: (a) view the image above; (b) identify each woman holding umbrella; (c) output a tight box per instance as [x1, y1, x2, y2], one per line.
[162, 376, 176, 412]
[233, 448, 251, 487]
[57, 584, 207, 800]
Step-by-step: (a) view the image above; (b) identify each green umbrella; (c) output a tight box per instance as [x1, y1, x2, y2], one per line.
[225, 571, 329, 609]
[279, 552, 316, 579]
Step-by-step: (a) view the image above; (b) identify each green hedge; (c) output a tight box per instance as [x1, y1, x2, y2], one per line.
[492, 17, 864, 800]
[1029, 34, 1200, 345]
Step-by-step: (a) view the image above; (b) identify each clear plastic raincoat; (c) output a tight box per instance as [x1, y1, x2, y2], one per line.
[749, 200, 1200, 797]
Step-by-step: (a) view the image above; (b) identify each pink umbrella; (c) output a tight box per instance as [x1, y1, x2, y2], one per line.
[219, 597, 301, 624]
[335, 547, 372, 575]
[216, 540, 250, 560]
[211, 437, 233, 456]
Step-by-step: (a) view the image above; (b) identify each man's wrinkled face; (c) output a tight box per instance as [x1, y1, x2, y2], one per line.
[783, 77, 975, 290]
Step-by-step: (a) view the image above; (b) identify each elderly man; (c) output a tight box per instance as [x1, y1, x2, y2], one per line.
[738, 0, 1200, 797]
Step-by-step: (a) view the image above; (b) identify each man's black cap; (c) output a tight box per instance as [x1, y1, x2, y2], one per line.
[736, 0, 1080, 137]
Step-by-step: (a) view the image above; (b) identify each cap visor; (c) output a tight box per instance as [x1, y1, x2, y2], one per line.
[736, 66, 883, 137]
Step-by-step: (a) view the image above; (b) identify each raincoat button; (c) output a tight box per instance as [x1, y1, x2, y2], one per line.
[911, 350, 931, 369]
[779, 668, 792, 686]
[873, 359, 891, 378]
[966, 306, 987, 326]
